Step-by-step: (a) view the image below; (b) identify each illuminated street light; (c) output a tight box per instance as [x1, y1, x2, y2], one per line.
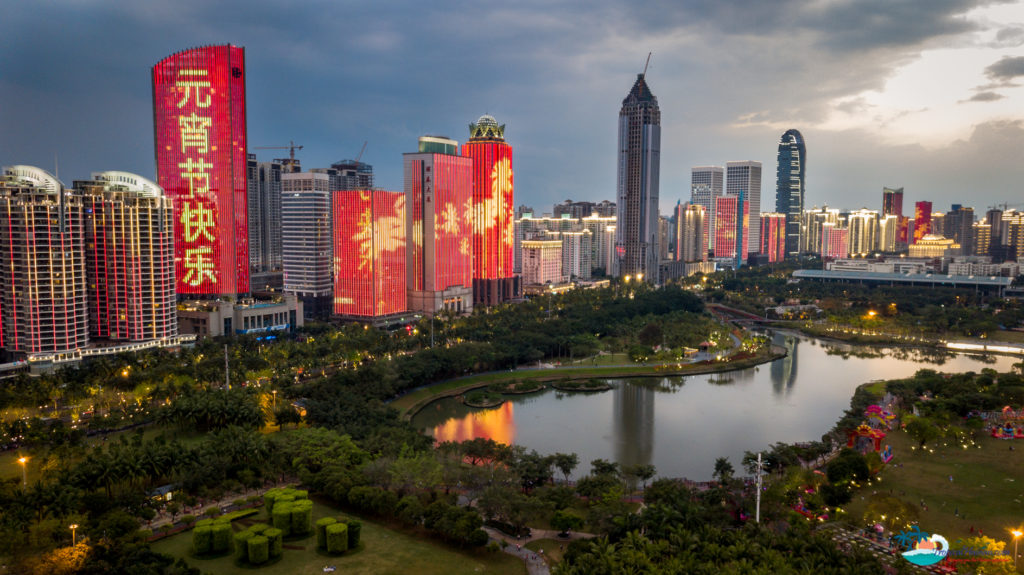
[1012, 529, 1022, 568]
[69, 523, 79, 546]
[272, 390, 277, 411]
[17, 456, 27, 487]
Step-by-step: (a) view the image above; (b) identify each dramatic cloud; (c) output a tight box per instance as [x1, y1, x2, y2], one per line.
[1, 0, 1022, 214]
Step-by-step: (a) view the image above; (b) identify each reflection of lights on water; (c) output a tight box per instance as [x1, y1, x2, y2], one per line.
[433, 402, 516, 445]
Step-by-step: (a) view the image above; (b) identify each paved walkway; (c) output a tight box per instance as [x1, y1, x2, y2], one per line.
[482, 526, 597, 575]
[147, 481, 296, 531]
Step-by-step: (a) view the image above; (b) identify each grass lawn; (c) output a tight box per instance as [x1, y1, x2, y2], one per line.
[844, 425, 1024, 549]
[525, 539, 566, 568]
[152, 499, 526, 575]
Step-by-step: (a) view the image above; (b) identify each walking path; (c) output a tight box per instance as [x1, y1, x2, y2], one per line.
[147, 481, 296, 531]
[482, 526, 597, 575]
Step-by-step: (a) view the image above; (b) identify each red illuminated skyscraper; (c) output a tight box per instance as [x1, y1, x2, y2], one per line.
[462, 115, 520, 305]
[153, 45, 249, 298]
[714, 194, 749, 264]
[760, 212, 786, 263]
[79, 172, 177, 342]
[821, 223, 849, 259]
[333, 190, 407, 318]
[913, 201, 932, 244]
[405, 136, 474, 315]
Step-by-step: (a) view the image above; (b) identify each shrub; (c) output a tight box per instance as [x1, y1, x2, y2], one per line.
[247, 535, 269, 565]
[192, 526, 212, 555]
[211, 523, 233, 553]
[325, 522, 349, 554]
[293, 489, 308, 500]
[195, 518, 214, 529]
[345, 518, 362, 549]
[233, 498, 247, 507]
[291, 499, 313, 536]
[265, 527, 284, 558]
[203, 507, 221, 518]
[249, 522, 269, 535]
[316, 517, 338, 549]
[234, 531, 253, 560]
[272, 503, 292, 536]
[263, 489, 279, 512]
[467, 529, 489, 547]
[181, 514, 196, 526]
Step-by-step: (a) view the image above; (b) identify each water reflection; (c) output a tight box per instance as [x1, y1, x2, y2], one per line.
[613, 382, 655, 469]
[412, 335, 1019, 480]
[770, 335, 799, 397]
[432, 401, 517, 445]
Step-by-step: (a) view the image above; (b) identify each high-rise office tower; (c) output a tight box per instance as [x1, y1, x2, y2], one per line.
[79, 171, 176, 342]
[945, 204, 974, 253]
[987, 208, 1005, 246]
[931, 212, 946, 238]
[726, 161, 762, 253]
[0, 166, 87, 356]
[326, 160, 374, 191]
[616, 73, 661, 283]
[913, 201, 932, 244]
[882, 187, 907, 246]
[775, 129, 805, 259]
[691, 166, 724, 250]
[246, 154, 283, 275]
[462, 115, 519, 304]
[281, 172, 333, 319]
[675, 202, 706, 262]
[760, 212, 786, 263]
[153, 45, 249, 298]
[405, 136, 474, 315]
[714, 193, 748, 264]
[333, 190, 406, 318]
[847, 209, 879, 257]
[658, 215, 670, 261]
[882, 187, 903, 217]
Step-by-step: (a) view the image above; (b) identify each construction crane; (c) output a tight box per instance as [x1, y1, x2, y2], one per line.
[988, 202, 1024, 211]
[253, 141, 303, 171]
[355, 141, 367, 164]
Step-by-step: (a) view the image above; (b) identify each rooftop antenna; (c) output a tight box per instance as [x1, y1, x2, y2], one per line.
[642, 52, 652, 79]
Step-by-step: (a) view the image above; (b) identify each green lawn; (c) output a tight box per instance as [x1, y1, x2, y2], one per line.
[844, 425, 1024, 549]
[152, 500, 526, 575]
[525, 539, 566, 568]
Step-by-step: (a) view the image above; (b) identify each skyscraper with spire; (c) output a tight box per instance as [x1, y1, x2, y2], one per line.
[615, 71, 661, 283]
[775, 129, 805, 259]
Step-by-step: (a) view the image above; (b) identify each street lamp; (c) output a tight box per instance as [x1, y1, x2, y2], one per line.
[17, 456, 27, 487]
[69, 524, 79, 546]
[1012, 529, 1022, 568]
[272, 390, 277, 411]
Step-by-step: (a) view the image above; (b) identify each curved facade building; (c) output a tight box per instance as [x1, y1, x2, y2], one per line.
[775, 129, 805, 258]
[0, 166, 88, 356]
[153, 45, 250, 298]
[78, 172, 177, 342]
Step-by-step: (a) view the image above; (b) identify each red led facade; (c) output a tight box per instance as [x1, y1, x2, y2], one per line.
[760, 213, 786, 263]
[913, 201, 932, 244]
[461, 141, 514, 280]
[408, 155, 473, 292]
[333, 190, 407, 317]
[821, 225, 849, 259]
[713, 195, 749, 261]
[153, 45, 249, 296]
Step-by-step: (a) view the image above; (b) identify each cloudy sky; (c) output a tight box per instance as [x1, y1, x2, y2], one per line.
[3, 0, 1024, 216]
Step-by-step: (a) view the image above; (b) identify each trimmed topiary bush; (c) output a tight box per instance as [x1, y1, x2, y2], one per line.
[293, 489, 308, 500]
[249, 523, 270, 535]
[345, 518, 362, 549]
[264, 527, 284, 558]
[272, 503, 292, 536]
[192, 525, 213, 555]
[211, 523, 232, 554]
[234, 531, 253, 560]
[291, 499, 313, 536]
[316, 517, 337, 549]
[325, 522, 349, 554]
[195, 518, 214, 529]
[247, 535, 269, 565]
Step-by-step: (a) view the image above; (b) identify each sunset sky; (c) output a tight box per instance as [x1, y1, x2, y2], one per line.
[3, 0, 1024, 215]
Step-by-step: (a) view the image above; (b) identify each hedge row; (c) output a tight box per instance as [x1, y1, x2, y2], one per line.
[192, 516, 236, 556]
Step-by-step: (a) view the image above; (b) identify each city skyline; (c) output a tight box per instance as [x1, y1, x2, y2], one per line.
[3, 2, 1024, 216]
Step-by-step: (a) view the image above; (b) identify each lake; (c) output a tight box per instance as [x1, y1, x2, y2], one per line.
[411, 332, 1019, 480]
